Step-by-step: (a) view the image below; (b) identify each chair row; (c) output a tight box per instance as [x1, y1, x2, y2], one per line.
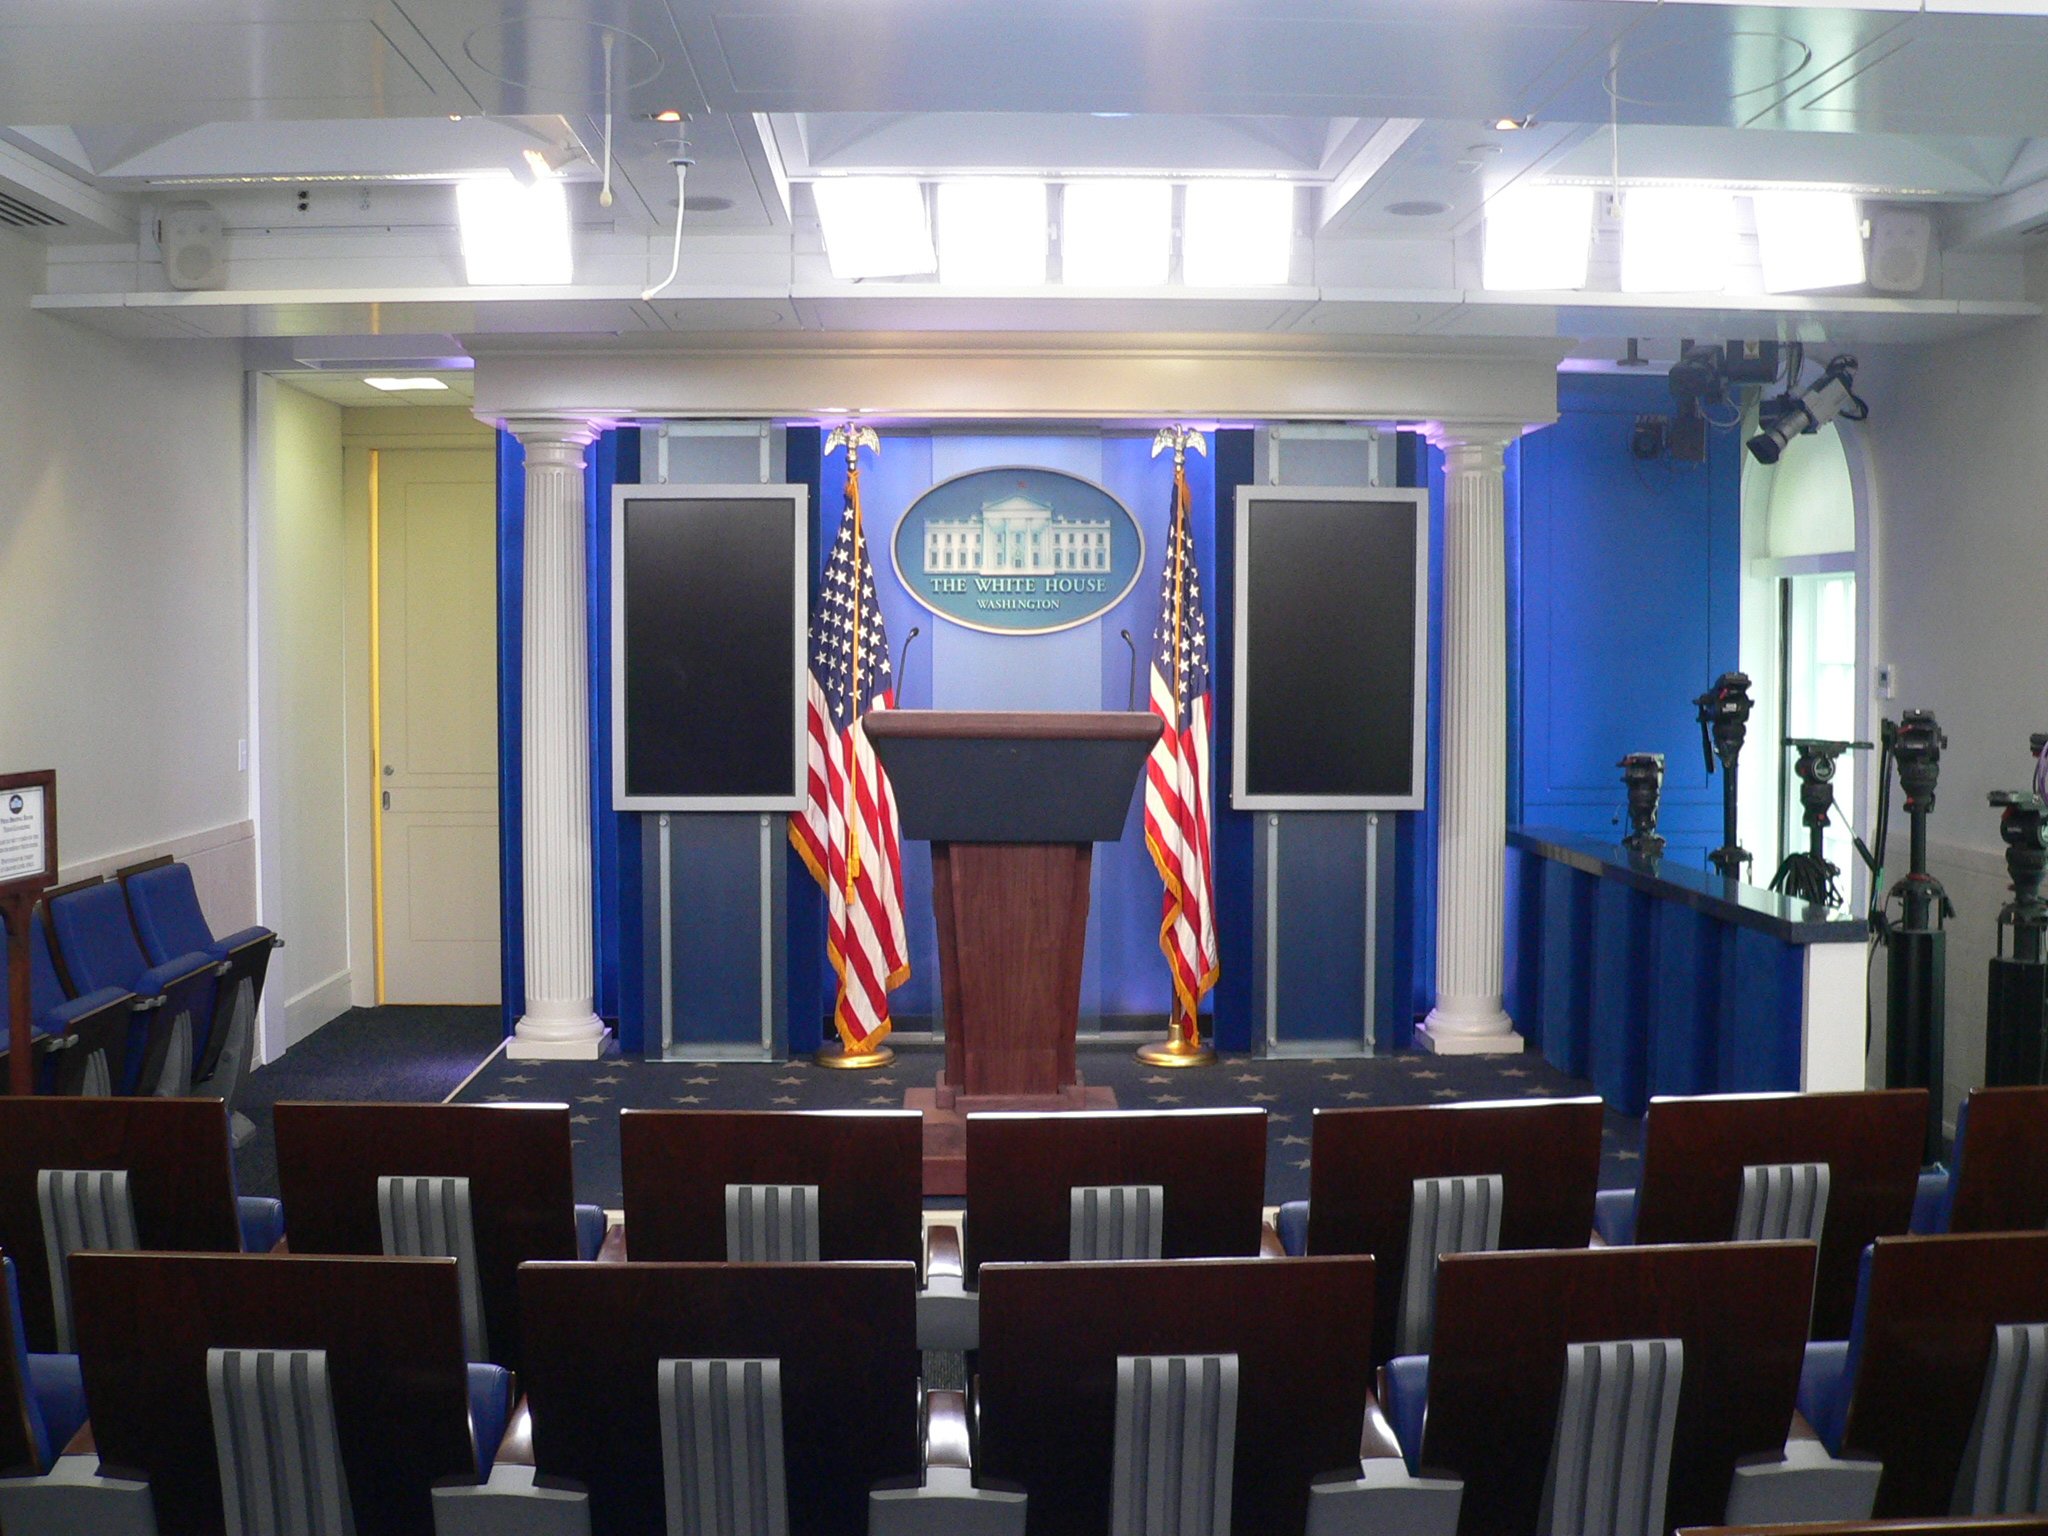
[1, 858, 276, 1127]
[7, 1232, 2048, 1535]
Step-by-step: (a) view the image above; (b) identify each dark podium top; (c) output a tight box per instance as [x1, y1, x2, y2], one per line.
[864, 711, 1161, 844]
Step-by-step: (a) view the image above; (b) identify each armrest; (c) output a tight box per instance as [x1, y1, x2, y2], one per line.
[1912, 1168, 1952, 1234]
[135, 951, 215, 997]
[1797, 1339, 1854, 1454]
[43, 989, 131, 1033]
[1360, 1391, 1405, 1463]
[926, 1390, 971, 1474]
[1592, 1187, 1638, 1247]
[1275, 1201, 1310, 1257]
[595, 1223, 627, 1263]
[237, 1197, 286, 1254]
[1260, 1220, 1286, 1259]
[212, 928, 277, 962]
[495, 1399, 536, 1469]
[572, 1204, 608, 1262]
[1305, 1385, 1464, 1536]
[1722, 1409, 1882, 1526]
[925, 1224, 962, 1285]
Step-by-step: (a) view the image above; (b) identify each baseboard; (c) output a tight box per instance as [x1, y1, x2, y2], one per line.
[281, 969, 353, 1050]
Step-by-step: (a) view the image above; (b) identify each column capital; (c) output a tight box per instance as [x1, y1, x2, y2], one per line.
[1425, 421, 1527, 469]
[498, 416, 602, 467]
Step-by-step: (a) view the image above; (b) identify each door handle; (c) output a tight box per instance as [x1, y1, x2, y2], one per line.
[382, 790, 390, 811]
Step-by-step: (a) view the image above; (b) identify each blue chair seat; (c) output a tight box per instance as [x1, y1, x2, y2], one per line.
[1911, 1168, 1953, 1234]
[237, 1197, 285, 1254]
[1276, 1200, 1309, 1257]
[1383, 1354, 1430, 1473]
[466, 1363, 513, 1480]
[1593, 1186, 1638, 1246]
[47, 881, 213, 1095]
[574, 1203, 608, 1262]
[23, 1354, 86, 1466]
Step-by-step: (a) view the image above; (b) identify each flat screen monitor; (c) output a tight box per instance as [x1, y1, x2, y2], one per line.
[611, 484, 808, 811]
[1232, 486, 1429, 810]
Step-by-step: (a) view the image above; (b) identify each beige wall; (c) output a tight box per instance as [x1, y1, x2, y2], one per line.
[253, 377, 352, 1052]
[0, 227, 253, 925]
[1860, 265, 2048, 1126]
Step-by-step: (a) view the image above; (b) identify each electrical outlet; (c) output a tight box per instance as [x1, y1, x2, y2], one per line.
[237, 738, 249, 772]
[1876, 664, 1897, 700]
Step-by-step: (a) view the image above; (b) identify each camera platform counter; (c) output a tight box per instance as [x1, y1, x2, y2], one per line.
[1506, 826, 1871, 1116]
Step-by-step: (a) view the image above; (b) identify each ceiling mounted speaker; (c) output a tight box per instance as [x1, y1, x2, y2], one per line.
[159, 200, 226, 291]
[1867, 208, 1933, 295]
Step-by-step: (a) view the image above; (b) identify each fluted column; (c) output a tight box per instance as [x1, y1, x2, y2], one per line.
[506, 418, 607, 1060]
[1419, 424, 1525, 1056]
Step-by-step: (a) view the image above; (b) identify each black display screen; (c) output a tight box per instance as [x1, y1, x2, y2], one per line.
[618, 492, 802, 805]
[1239, 492, 1425, 805]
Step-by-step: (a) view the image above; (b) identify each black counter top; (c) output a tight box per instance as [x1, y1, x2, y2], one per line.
[1508, 826, 1871, 945]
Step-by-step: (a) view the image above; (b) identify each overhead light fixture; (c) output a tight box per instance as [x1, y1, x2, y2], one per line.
[455, 173, 573, 285]
[363, 376, 451, 392]
[1621, 187, 1736, 293]
[812, 177, 936, 281]
[1061, 179, 1171, 287]
[1182, 180, 1295, 287]
[1492, 115, 1536, 132]
[1481, 184, 1594, 290]
[1753, 190, 1866, 293]
[517, 146, 579, 187]
[936, 179, 1048, 286]
[651, 109, 685, 123]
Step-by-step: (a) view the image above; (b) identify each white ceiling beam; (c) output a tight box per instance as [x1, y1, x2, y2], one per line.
[1319, 118, 1423, 231]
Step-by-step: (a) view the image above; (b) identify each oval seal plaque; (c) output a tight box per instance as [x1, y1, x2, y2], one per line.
[891, 466, 1147, 636]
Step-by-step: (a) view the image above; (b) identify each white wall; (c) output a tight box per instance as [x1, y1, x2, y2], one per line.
[0, 228, 253, 924]
[1861, 261, 2048, 1127]
[252, 377, 352, 1052]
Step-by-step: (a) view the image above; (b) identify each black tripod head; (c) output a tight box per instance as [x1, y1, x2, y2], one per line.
[1992, 791, 2048, 906]
[1695, 673, 1754, 777]
[1618, 753, 1666, 855]
[1890, 710, 1947, 814]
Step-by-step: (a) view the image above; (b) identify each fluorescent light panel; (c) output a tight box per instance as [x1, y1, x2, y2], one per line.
[1182, 181, 1294, 286]
[455, 173, 572, 285]
[1482, 185, 1594, 291]
[813, 177, 936, 280]
[1061, 180, 1172, 287]
[937, 179, 1048, 285]
[1753, 190, 1865, 293]
[1621, 186, 1736, 293]
[363, 376, 451, 392]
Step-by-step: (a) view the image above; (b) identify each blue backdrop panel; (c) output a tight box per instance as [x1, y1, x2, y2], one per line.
[648, 812, 784, 1053]
[786, 429, 827, 1055]
[1210, 430, 1257, 1054]
[496, 434, 526, 1035]
[1387, 432, 1445, 1043]
[1510, 373, 1740, 870]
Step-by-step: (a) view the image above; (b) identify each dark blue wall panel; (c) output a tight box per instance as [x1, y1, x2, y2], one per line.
[1511, 373, 1741, 871]
[496, 434, 526, 1036]
[1210, 430, 1257, 1053]
[785, 429, 827, 1055]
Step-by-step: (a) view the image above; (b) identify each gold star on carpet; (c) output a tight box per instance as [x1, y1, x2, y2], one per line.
[686, 1076, 713, 1086]
[672, 1095, 703, 1105]
[571, 1137, 584, 1147]
[594, 1074, 623, 1085]
[866, 1095, 894, 1105]
[1412, 1069, 1442, 1080]
[1270, 1112, 1292, 1123]
[1280, 1134, 1309, 1147]
[1522, 1086, 1555, 1096]
[1250, 1092, 1277, 1103]
[1616, 1149, 1640, 1161]
[502, 1074, 532, 1084]
[1343, 1091, 1372, 1101]
[1432, 1087, 1461, 1098]
[1295, 1158, 1313, 1170]
[1151, 1094, 1184, 1104]
[576, 1094, 608, 1104]
[771, 1095, 797, 1105]
[1233, 1073, 1262, 1084]
[775, 1076, 802, 1086]
[1322, 1072, 1352, 1082]
[486, 1093, 514, 1102]
[1309, 1058, 1335, 1066]
[1500, 1067, 1530, 1078]
[1143, 1075, 1171, 1084]
[867, 1077, 896, 1085]
[570, 1113, 593, 1125]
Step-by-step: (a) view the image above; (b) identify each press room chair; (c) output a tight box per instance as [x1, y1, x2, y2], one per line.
[42, 878, 213, 1098]
[0, 907, 130, 1096]
[1909, 1088, 2048, 1235]
[120, 859, 277, 1144]
[0, 1255, 89, 1481]
[0, 1251, 510, 1536]
[1799, 1232, 2048, 1520]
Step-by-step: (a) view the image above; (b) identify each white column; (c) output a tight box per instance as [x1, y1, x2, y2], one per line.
[505, 418, 608, 1061]
[1419, 424, 1526, 1056]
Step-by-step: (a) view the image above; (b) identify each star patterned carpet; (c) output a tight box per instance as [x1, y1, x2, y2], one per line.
[449, 1037, 1646, 1209]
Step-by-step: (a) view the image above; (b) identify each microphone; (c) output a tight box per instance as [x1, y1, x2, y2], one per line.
[895, 626, 922, 702]
[1120, 629, 1140, 712]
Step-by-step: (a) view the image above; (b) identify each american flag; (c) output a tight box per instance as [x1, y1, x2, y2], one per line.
[790, 454, 910, 1054]
[1142, 450, 1219, 1036]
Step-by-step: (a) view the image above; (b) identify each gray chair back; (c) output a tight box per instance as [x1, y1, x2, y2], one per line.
[1735, 1162, 1831, 1243]
[722, 1185, 820, 1265]
[659, 1357, 788, 1536]
[1956, 1321, 2048, 1515]
[1399, 1174, 1505, 1357]
[208, 1348, 355, 1536]
[1070, 1186, 1165, 1262]
[155, 1007, 194, 1098]
[38, 1168, 139, 1351]
[376, 1175, 487, 1363]
[1111, 1353, 1238, 1536]
[1540, 1338, 1683, 1536]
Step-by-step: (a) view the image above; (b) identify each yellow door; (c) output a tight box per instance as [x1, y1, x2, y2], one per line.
[375, 448, 501, 1004]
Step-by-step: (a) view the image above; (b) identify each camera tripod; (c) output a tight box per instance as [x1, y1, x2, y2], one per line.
[1695, 673, 1754, 880]
[1619, 753, 1666, 858]
[1770, 738, 1871, 908]
[1984, 734, 2048, 1084]
[1876, 711, 1954, 1161]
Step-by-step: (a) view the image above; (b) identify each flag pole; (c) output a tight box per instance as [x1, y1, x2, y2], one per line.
[1137, 427, 1218, 1069]
[816, 422, 896, 1071]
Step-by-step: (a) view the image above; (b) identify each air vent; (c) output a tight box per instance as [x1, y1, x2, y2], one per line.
[0, 189, 61, 230]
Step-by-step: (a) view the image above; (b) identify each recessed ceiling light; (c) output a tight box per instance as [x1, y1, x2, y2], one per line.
[1386, 200, 1449, 218]
[1492, 115, 1536, 132]
[651, 109, 685, 123]
[813, 177, 936, 280]
[363, 376, 451, 392]
[683, 195, 733, 213]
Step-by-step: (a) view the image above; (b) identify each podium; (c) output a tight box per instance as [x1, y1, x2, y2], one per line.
[864, 710, 1162, 1191]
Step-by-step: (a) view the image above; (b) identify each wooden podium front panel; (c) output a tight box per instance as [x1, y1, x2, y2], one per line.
[932, 842, 1092, 1097]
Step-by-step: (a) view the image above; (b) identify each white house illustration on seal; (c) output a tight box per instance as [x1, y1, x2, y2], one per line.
[923, 492, 1112, 575]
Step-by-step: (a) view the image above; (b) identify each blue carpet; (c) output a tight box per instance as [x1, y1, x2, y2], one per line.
[450, 1040, 1644, 1208]
[232, 1006, 503, 1200]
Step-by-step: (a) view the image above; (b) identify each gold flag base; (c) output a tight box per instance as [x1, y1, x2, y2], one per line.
[1135, 1029, 1216, 1069]
[814, 1043, 896, 1070]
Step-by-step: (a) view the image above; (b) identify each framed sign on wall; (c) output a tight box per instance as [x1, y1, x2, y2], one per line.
[0, 769, 57, 1095]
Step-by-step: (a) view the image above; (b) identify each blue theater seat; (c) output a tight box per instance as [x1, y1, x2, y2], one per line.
[2, 1260, 86, 1472]
[45, 880, 213, 1097]
[0, 911, 130, 1096]
[122, 862, 274, 1137]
